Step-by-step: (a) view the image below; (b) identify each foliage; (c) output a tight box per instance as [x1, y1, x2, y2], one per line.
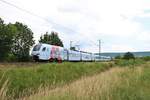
[39, 31, 63, 47]
[114, 59, 144, 67]
[0, 18, 16, 61]
[4, 53, 17, 62]
[0, 18, 34, 62]
[140, 56, 150, 61]
[70, 47, 76, 50]
[12, 22, 35, 61]
[123, 52, 135, 60]
[115, 55, 122, 59]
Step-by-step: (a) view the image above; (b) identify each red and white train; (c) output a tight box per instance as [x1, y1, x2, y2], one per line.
[31, 43, 111, 62]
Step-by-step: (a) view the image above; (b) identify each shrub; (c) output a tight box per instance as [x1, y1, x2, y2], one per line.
[123, 52, 135, 60]
[115, 55, 122, 59]
[141, 56, 150, 61]
[4, 53, 17, 62]
[114, 59, 144, 67]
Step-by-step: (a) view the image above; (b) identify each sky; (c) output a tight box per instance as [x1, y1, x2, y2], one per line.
[0, 0, 150, 53]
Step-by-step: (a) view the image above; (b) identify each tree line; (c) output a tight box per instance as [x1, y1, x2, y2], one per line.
[0, 18, 63, 62]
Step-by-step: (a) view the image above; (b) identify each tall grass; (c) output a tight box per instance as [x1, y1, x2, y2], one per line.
[0, 62, 113, 99]
[0, 60, 148, 99]
[26, 62, 150, 100]
[114, 59, 145, 67]
[0, 73, 9, 100]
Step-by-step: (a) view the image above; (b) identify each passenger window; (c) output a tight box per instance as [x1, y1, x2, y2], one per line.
[42, 47, 46, 51]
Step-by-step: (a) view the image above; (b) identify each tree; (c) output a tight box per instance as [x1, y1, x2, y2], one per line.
[115, 55, 122, 59]
[39, 31, 63, 47]
[0, 18, 16, 61]
[12, 22, 35, 61]
[39, 32, 49, 44]
[123, 52, 135, 60]
[70, 47, 76, 50]
[0, 18, 35, 62]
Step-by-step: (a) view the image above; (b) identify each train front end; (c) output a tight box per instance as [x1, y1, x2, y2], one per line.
[31, 44, 42, 61]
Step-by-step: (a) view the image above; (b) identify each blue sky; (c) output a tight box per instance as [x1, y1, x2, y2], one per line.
[0, 0, 150, 53]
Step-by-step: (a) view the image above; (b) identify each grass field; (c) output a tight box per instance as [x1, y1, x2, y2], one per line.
[25, 62, 150, 100]
[0, 62, 113, 99]
[0, 60, 149, 100]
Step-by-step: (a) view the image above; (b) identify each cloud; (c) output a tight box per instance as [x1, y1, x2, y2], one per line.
[0, 0, 150, 52]
[136, 31, 150, 42]
[110, 45, 135, 52]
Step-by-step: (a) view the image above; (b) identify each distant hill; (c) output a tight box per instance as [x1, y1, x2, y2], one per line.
[95, 51, 150, 58]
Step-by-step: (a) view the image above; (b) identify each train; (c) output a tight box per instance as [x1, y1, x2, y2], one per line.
[31, 43, 111, 62]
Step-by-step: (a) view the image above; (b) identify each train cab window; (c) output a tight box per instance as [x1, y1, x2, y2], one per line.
[33, 45, 41, 51]
[42, 47, 46, 51]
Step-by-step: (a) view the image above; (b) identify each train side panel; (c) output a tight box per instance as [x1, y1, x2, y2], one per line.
[39, 45, 51, 60]
[94, 55, 111, 61]
[49, 45, 64, 61]
[81, 52, 92, 61]
[32, 43, 111, 62]
[32, 44, 64, 61]
[68, 50, 80, 61]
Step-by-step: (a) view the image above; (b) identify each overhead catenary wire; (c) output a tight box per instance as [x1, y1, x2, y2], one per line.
[0, 0, 43, 19]
[0, 0, 76, 33]
[0, 0, 99, 50]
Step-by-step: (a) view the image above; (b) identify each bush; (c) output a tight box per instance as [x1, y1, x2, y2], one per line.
[141, 56, 150, 61]
[3, 54, 33, 62]
[4, 53, 17, 62]
[123, 52, 135, 60]
[115, 55, 122, 59]
[114, 59, 144, 67]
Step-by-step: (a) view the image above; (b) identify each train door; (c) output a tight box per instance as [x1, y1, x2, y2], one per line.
[63, 49, 68, 60]
[46, 47, 50, 60]
[40, 47, 47, 60]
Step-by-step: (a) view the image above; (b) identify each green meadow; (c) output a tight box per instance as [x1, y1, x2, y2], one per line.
[0, 62, 113, 99]
[0, 60, 150, 100]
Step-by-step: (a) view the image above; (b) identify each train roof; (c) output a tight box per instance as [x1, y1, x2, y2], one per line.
[35, 43, 93, 54]
[68, 50, 92, 54]
[80, 51, 92, 54]
[37, 43, 64, 48]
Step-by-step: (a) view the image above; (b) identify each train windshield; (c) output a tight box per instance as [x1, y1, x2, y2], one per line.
[33, 45, 41, 51]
